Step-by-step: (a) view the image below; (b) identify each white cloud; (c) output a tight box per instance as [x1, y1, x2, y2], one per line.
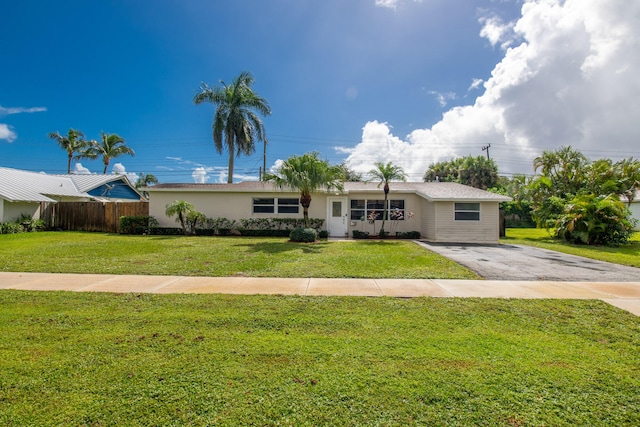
[72, 163, 92, 175]
[342, 0, 640, 178]
[429, 90, 456, 107]
[468, 78, 484, 92]
[374, 0, 421, 10]
[479, 14, 517, 50]
[112, 163, 139, 184]
[192, 167, 210, 183]
[0, 106, 47, 115]
[0, 124, 17, 142]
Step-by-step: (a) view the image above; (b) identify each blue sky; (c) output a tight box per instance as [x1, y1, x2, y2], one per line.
[2, 0, 638, 183]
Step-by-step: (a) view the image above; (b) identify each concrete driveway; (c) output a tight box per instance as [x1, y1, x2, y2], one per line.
[417, 241, 640, 282]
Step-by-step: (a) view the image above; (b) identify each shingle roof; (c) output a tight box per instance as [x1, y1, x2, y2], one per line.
[147, 180, 511, 202]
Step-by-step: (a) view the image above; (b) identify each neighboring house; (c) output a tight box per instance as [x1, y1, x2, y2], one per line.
[0, 167, 144, 223]
[146, 181, 511, 244]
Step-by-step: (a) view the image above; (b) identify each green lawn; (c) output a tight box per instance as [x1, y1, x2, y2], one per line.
[1, 291, 638, 426]
[502, 228, 640, 268]
[0, 231, 478, 279]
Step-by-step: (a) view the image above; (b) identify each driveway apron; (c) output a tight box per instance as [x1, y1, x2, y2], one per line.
[417, 241, 640, 282]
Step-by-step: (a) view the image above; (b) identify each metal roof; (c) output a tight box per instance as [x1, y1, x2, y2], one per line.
[0, 167, 143, 202]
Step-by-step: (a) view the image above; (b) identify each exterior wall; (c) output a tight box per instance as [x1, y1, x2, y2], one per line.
[345, 193, 422, 236]
[425, 201, 500, 244]
[149, 190, 327, 228]
[420, 200, 436, 240]
[1, 200, 40, 222]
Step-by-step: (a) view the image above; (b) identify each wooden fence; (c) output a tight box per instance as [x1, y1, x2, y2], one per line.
[41, 202, 149, 233]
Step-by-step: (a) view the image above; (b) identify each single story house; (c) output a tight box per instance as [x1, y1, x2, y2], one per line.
[146, 181, 511, 244]
[0, 167, 144, 223]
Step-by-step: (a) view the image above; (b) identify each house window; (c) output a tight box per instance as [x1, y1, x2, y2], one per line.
[277, 198, 300, 214]
[253, 197, 300, 214]
[350, 199, 405, 221]
[455, 202, 480, 221]
[253, 198, 275, 213]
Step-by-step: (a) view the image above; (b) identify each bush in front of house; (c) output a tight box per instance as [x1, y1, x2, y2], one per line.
[352, 230, 370, 239]
[396, 231, 421, 239]
[120, 216, 159, 234]
[290, 227, 318, 243]
[0, 214, 46, 235]
[318, 230, 329, 239]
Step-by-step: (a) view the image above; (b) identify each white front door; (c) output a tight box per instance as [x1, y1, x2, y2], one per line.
[327, 197, 348, 237]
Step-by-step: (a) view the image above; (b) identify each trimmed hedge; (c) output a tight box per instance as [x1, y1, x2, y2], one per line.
[290, 228, 318, 243]
[120, 216, 159, 235]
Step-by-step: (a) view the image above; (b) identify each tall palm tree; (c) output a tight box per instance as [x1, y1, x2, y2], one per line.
[84, 131, 135, 174]
[263, 152, 344, 227]
[48, 128, 89, 173]
[368, 161, 406, 236]
[193, 71, 271, 183]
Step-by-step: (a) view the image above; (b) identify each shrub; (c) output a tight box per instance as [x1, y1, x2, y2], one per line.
[555, 194, 635, 246]
[289, 228, 317, 243]
[120, 216, 159, 234]
[318, 230, 329, 239]
[396, 231, 421, 239]
[352, 230, 370, 239]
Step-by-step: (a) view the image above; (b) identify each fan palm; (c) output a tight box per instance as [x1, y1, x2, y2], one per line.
[48, 128, 89, 173]
[193, 71, 271, 183]
[263, 152, 344, 227]
[368, 162, 406, 236]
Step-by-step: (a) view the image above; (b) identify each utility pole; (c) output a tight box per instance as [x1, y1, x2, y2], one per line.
[482, 143, 491, 160]
[262, 138, 267, 181]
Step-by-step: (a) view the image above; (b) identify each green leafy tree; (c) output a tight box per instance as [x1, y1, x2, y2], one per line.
[48, 128, 90, 173]
[83, 132, 135, 174]
[533, 145, 587, 197]
[263, 152, 344, 227]
[339, 162, 363, 182]
[423, 155, 498, 189]
[165, 200, 196, 235]
[193, 71, 271, 183]
[616, 158, 640, 206]
[556, 194, 635, 246]
[368, 161, 406, 236]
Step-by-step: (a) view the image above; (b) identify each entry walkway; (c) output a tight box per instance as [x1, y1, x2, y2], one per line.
[1, 272, 639, 316]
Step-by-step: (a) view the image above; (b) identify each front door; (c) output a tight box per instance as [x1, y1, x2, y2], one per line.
[327, 197, 348, 237]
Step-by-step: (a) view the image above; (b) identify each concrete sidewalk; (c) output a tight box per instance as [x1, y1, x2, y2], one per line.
[1, 272, 639, 316]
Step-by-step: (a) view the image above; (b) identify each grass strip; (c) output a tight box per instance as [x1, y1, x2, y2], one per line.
[0, 291, 638, 426]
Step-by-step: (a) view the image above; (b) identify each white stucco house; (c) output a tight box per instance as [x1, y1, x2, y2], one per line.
[0, 167, 144, 223]
[146, 181, 511, 244]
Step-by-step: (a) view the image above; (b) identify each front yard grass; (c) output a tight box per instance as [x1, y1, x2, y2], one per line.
[0, 232, 478, 279]
[1, 291, 638, 426]
[502, 228, 640, 268]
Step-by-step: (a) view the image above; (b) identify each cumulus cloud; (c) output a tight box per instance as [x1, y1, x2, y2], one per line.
[72, 163, 92, 175]
[192, 167, 210, 183]
[0, 124, 17, 142]
[342, 0, 640, 179]
[112, 163, 139, 184]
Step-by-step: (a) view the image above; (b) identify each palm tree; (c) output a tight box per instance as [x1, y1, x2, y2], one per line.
[84, 131, 135, 174]
[193, 71, 271, 183]
[48, 128, 89, 173]
[263, 152, 344, 227]
[368, 161, 406, 236]
[165, 200, 195, 235]
[135, 173, 158, 189]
